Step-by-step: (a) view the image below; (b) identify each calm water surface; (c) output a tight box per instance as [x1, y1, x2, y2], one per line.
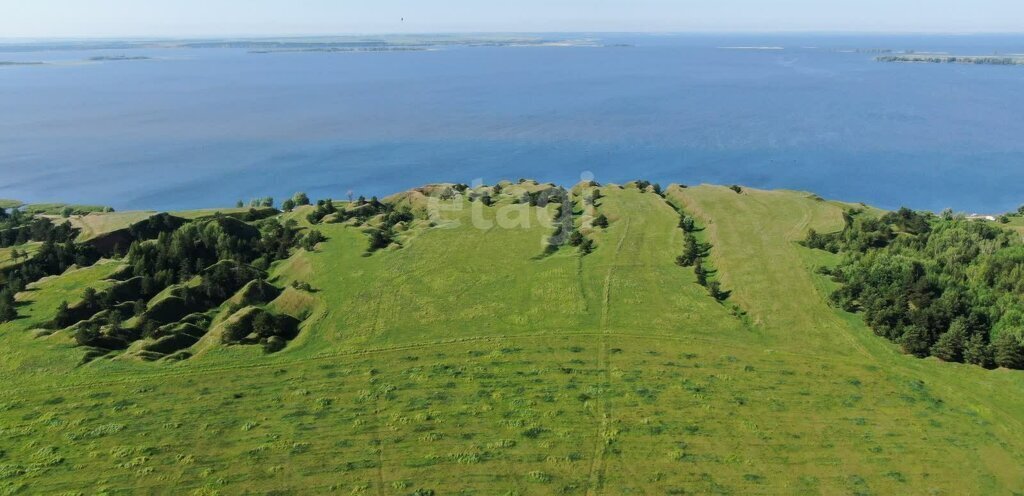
[1, 34, 1023, 212]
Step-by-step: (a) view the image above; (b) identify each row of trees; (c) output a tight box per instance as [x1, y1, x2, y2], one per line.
[546, 189, 574, 252]
[543, 188, 602, 256]
[673, 209, 727, 301]
[240, 197, 275, 208]
[810, 208, 1024, 369]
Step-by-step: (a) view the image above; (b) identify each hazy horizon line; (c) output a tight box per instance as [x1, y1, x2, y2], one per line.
[3, 29, 1024, 42]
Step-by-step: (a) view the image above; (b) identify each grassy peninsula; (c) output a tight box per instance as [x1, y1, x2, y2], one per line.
[1, 181, 1023, 494]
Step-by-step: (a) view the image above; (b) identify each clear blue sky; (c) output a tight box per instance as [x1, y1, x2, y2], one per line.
[5, 0, 1024, 38]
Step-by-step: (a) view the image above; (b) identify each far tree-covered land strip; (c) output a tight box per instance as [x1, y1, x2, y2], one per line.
[877, 54, 1024, 66]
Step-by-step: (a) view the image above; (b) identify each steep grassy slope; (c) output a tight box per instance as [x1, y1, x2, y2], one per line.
[0, 243, 40, 271]
[0, 184, 1022, 494]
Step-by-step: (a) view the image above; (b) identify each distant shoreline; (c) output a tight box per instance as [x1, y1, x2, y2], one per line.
[877, 54, 1024, 66]
[88, 55, 151, 62]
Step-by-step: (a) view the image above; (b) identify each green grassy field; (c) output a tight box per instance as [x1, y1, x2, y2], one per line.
[64, 211, 158, 242]
[1000, 215, 1024, 237]
[21, 203, 109, 216]
[0, 243, 41, 271]
[1, 184, 1022, 495]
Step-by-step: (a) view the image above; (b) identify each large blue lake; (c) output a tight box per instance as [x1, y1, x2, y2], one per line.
[1, 34, 1023, 212]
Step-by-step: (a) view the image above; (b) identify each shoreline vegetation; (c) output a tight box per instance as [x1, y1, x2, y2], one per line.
[0, 56, 151, 68]
[0, 37, 620, 67]
[0, 36, 611, 54]
[877, 54, 1024, 66]
[251, 47, 431, 54]
[87, 55, 151, 62]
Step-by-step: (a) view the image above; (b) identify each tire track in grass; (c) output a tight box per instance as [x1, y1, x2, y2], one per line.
[588, 218, 629, 495]
[373, 394, 386, 496]
[599, 219, 630, 330]
[576, 254, 589, 314]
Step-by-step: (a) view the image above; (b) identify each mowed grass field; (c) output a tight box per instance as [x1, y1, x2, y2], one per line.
[1, 184, 1023, 494]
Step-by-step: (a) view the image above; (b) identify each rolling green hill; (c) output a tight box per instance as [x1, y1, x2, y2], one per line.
[0, 183, 1022, 495]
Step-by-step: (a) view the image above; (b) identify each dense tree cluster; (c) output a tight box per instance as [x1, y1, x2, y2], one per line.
[4, 240, 98, 291]
[126, 216, 298, 288]
[301, 229, 326, 251]
[517, 190, 550, 207]
[1, 208, 78, 248]
[281, 192, 311, 212]
[0, 288, 16, 322]
[2, 200, 319, 359]
[810, 208, 1024, 369]
[0, 209, 98, 323]
[306, 199, 339, 224]
[214, 308, 299, 353]
[633, 180, 663, 196]
[62, 215, 307, 356]
[127, 213, 188, 241]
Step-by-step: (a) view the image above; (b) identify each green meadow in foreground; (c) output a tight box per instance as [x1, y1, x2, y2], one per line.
[1, 182, 1023, 495]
